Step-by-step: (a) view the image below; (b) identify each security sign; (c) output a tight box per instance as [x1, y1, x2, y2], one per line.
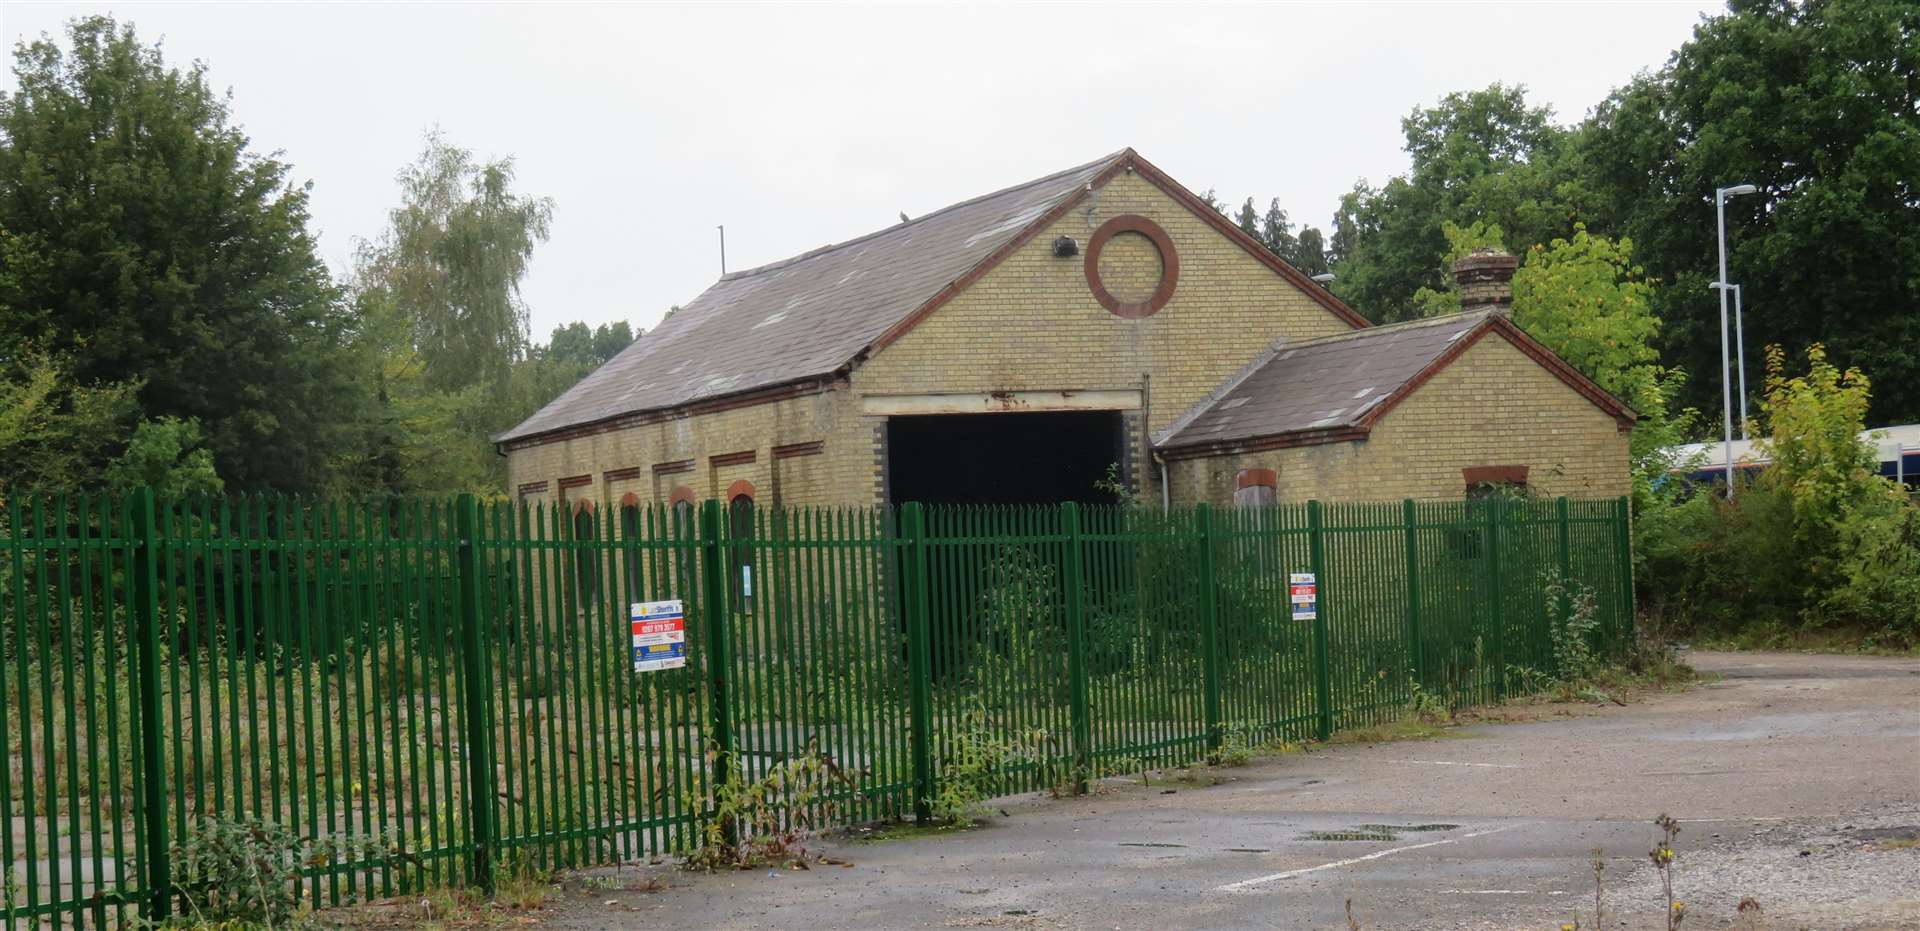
[1289, 572, 1318, 621]
[631, 600, 687, 672]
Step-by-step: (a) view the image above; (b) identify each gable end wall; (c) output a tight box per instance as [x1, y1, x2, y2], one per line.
[1167, 335, 1630, 504]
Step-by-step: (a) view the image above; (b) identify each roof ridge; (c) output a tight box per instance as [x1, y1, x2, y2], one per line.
[716, 148, 1131, 282]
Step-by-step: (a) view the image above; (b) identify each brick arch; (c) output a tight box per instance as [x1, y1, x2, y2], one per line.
[571, 497, 597, 516]
[668, 485, 697, 508]
[618, 491, 642, 509]
[726, 479, 756, 502]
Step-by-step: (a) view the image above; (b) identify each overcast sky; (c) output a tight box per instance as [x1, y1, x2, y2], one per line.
[3, 1, 1721, 339]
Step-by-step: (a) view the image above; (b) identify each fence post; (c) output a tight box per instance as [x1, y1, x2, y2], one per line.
[901, 503, 936, 823]
[698, 500, 737, 813]
[1402, 499, 1424, 689]
[127, 487, 171, 921]
[1614, 496, 1636, 653]
[1485, 497, 1506, 700]
[1554, 497, 1574, 668]
[453, 493, 498, 891]
[1060, 502, 1092, 794]
[1306, 500, 1333, 742]
[1195, 504, 1223, 756]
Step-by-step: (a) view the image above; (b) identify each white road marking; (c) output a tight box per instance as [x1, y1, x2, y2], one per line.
[1215, 824, 1525, 893]
[1377, 759, 1525, 769]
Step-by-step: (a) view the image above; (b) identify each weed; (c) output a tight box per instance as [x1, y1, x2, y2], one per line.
[1544, 568, 1603, 684]
[1649, 813, 1683, 930]
[1407, 678, 1451, 722]
[930, 702, 1050, 824]
[1211, 722, 1255, 767]
[167, 815, 399, 929]
[1327, 716, 1461, 745]
[680, 737, 848, 871]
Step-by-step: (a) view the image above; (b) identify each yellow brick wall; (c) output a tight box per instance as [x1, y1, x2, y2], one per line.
[503, 387, 877, 509]
[507, 168, 1353, 508]
[1166, 334, 1631, 504]
[852, 170, 1357, 496]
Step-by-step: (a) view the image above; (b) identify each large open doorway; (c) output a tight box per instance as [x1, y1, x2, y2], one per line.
[885, 410, 1127, 506]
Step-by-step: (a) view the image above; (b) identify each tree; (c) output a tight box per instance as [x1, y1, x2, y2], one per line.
[1233, 198, 1261, 240]
[1330, 84, 1582, 323]
[546, 320, 634, 368]
[354, 132, 554, 396]
[0, 16, 364, 492]
[0, 353, 138, 492]
[349, 133, 557, 495]
[105, 417, 223, 497]
[1575, 0, 1920, 425]
[1290, 226, 1331, 279]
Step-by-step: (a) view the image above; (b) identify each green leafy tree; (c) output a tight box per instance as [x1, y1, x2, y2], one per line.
[0, 16, 364, 492]
[546, 320, 634, 367]
[1233, 198, 1261, 240]
[349, 133, 557, 494]
[354, 132, 554, 396]
[105, 417, 223, 497]
[1331, 84, 1582, 323]
[0, 353, 138, 492]
[1576, 0, 1920, 424]
[1755, 344, 1880, 546]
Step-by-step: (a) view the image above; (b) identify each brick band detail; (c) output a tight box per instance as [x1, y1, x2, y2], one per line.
[1463, 465, 1529, 486]
[1235, 468, 1278, 490]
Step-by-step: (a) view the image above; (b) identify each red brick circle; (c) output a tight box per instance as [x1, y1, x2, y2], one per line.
[1085, 215, 1179, 319]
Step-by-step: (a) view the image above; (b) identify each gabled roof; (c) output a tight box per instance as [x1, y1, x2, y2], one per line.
[498, 148, 1367, 446]
[1156, 311, 1636, 457]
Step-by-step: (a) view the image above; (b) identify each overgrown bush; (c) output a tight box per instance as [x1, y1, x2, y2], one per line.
[169, 815, 396, 928]
[1637, 345, 1920, 648]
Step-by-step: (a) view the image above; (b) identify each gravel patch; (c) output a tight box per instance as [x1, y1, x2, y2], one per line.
[1603, 805, 1920, 930]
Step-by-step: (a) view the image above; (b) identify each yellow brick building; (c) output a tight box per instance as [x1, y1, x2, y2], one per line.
[497, 151, 1631, 512]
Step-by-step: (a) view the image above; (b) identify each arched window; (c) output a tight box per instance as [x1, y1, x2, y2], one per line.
[572, 498, 600, 599]
[618, 492, 643, 599]
[727, 480, 756, 613]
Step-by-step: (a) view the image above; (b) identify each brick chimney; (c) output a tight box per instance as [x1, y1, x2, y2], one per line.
[1453, 249, 1519, 317]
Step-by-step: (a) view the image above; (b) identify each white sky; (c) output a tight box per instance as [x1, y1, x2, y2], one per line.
[2, 1, 1720, 339]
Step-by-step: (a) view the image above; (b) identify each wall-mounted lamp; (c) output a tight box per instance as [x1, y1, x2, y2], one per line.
[1053, 236, 1080, 258]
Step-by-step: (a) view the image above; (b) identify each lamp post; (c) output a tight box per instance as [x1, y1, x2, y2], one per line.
[1715, 184, 1757, 496]
[1711, 281, 1749, 440]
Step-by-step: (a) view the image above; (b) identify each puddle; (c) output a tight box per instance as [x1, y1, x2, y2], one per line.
[1303, 823, 1460, 842]
[1356, 823, 1459, 833]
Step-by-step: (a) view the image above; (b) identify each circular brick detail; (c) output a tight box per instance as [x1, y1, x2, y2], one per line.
[1085, 215, 1178, 318]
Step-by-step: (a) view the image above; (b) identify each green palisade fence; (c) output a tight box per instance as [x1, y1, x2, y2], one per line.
[0, 490, 1631, 926]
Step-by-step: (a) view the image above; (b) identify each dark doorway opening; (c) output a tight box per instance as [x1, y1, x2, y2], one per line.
[886, 411, 1126, 506]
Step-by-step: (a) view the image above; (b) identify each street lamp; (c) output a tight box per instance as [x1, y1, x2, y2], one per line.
[1715, 183, 1758, 497]
[1710, 282, 1749, 440]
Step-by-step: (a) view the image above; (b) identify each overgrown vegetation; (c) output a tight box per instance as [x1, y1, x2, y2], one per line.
[929, 702, 1052, 825]
[166, 815, 401, 929]
[1639, 346, 1920, 650]
[679, 739, 850, 871]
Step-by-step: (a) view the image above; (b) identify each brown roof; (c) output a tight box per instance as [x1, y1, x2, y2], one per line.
[498, 150, 1130, 444]
[1155, 312, 1635, 455]
[498, 148, 1371, 446]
